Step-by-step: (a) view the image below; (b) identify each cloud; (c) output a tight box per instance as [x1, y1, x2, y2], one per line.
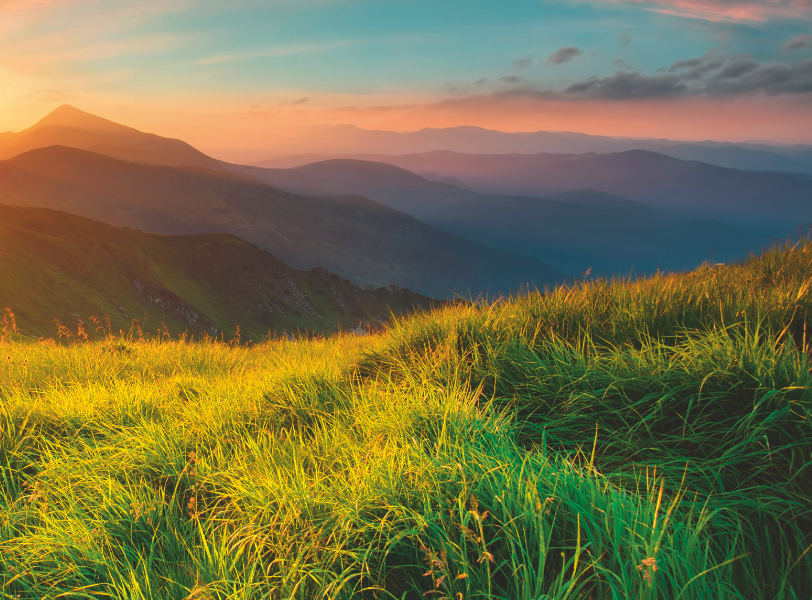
[559, 50, 812, 98]
[704, 58, 812, 94]
[583, 0, 811, 22]
[714, 56, 759, 79]
[473, 78, 488, 85]
[564, 71, 687, 98]
[667, 50, 726, 79]
[547, 46, 583, 65]
[512, 57, 533, 68]
[782, 34, 812, 53]
[668, 57, 704, 71]
[499, 75, 522, 83]
[276, 96, 312, 106]
[619, 29, 632, 46]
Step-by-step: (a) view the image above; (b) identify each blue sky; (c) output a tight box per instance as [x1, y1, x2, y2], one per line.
[1, 0, 811, 152]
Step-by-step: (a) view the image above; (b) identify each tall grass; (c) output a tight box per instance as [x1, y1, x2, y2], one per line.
[1, 239, 810, 599]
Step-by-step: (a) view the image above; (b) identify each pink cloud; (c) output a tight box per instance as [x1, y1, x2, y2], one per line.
[587, 0, 811, 22]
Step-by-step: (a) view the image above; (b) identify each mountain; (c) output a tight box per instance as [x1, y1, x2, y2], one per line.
[550, 190, 657, 213]
[229, 159, 765, 275]
[0, 146, 565, 297]
[254, 124, 812, 162]
[258, 151, 812, 231]
[656, 144, 812, 175]
[426, 194, 759, 275]
[0, 105, 222, 168]
[230, 159, 479, 220]
[252, 123, 680, 157]
[7, 106, 811, 177]
[0, 107, 796, 279]
[0, 204, 439, 340]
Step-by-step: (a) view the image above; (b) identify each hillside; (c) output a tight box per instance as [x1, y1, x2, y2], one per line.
[657, 143, 812, 175]
[0, 204, 439, 340]
[428, 194, 758, 274]
[233, 159, 766, 275]
[0, 105, 222, 168]
[231, 158, 481, 219]
[1, 239, 809, 598]
[261, 150, 812, 231]
[0, 146, 565, 297]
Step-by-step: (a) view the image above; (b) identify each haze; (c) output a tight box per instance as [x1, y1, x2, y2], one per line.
[1, 0, 811, 161]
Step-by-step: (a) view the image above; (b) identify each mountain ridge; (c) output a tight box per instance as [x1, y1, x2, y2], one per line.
[249, 150, 812, 231]
[0, 203, 438, 340]
[0, 145, 566, 297]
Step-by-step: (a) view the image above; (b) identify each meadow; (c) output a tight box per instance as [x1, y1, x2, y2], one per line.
[1, 238, 810, 599]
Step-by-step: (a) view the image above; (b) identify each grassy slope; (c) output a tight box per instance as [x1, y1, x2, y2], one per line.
[0, 239, 810, 599]
[0, 204, 438, 341]
[0, 146, 564, 298]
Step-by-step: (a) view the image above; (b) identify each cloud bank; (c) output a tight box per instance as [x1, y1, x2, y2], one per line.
[557, 50, 812, 98]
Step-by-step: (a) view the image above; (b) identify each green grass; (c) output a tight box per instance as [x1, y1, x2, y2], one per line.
[1, 238, 810, 599]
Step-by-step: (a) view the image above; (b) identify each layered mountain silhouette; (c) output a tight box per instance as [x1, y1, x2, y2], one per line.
[254, 123, 812, 174]
[0, 146, 565, 297]
[265, 123, 678, 155]
[0, 105, 221, 168]
[656, 144, 812, 175]
[0, 204, 438, 340]
[2, 105, 805, 284]
[255, 151, 812, 231]
[233, 159, 765, 274]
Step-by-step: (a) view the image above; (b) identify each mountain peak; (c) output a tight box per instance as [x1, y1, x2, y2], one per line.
[30, 104, 137, 134]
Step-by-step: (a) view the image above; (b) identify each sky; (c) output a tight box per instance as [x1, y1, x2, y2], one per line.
[0, 0, 811, 157]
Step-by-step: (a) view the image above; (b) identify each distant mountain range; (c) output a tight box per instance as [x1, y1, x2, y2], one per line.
[254, 123, 812, 176]
[229, 159, 768, 274]
[0, 145, 564, 297]
[0, 204, 437, 340]
[657, 144, 812, 175]
[255, 123, 811, 158]
[252, 151, 812, 232]
[1, 105, 807, 289]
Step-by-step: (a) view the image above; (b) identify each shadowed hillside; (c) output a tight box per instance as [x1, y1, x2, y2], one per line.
[0, 146, 565, 297]
[0, 204, 439, 340]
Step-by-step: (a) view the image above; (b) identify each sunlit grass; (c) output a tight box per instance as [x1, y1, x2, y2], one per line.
[1, 238, 810, 599]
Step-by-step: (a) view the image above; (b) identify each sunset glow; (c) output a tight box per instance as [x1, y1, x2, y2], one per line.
[1, 0, 811, 158]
